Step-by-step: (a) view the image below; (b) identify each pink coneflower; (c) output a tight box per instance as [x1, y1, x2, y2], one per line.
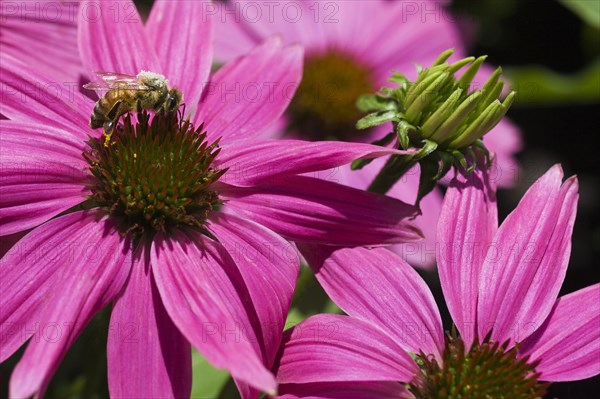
[213, 0, 523, 268]
[0, 1, 422, 397]
[275, 164, 599, 398]
[0, 0, 83, 83]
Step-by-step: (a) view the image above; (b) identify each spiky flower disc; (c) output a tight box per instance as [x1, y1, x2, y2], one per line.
[84, 112, 225, 237]
[409, 335, 549, 399]
[286, 50, 375, 141]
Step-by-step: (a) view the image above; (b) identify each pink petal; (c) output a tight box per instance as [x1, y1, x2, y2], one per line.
[390, 185, 442, 269]
[482, 118, 523, 188]
[477, 165, 579, 345]
[78, 0, 160, 75]
[207, 213, 299, 366]
[437, 165, 497, 346]
[367, 1, 464, 82]
[1, 0, 84, 83]
[275, 314, 418, 385]
[0, 54, 93, 132]
[467, 64, 523, 188]
[212, 0, 327, 61]
[212, 1, 264, 61]
[337, 158, 443, 269]
[0, 215, 86, 362]
[194, 36, 303, 144]
[520, 284, 600, 382]
[278, 381, 412, 399]
[151, 230, 277, 395]
[7, 211, 132, 399]
[220, 175, 422, 246]
[301, 245, 444, 359]
[208, 213, 299, 399]
[216, 139, 415, 187]
[146, 0, 214, 110]
[108, 244, 191, 399]
[0, 121, 90, 235]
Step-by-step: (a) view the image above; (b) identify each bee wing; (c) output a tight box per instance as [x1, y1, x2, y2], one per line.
[83, 71, 153, 91]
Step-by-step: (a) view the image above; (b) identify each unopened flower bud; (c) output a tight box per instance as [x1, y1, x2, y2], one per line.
[354, 49, 516, 203]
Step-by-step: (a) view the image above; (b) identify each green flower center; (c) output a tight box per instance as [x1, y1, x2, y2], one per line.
[83, 112, 225, 237]
[409, 336, 549, 399]
[286, 50, 375, 141]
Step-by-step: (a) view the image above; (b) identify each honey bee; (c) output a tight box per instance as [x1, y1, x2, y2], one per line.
[83, 71, 183, 143]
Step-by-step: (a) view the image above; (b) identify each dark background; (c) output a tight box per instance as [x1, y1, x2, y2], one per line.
[448, 0, 600, 397]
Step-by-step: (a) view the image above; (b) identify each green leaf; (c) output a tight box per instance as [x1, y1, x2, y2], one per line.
[506, 59, 600, 105]
[396, 120, 416, 149]
[416, 157, 442, 207]
[414, 140, 439, 161]
[356, 110, 397, 129]
[356, 94, 396, 112]
[191, 350, 230, 399]
[559, 0, 600, 28]
[434, 151, 455, 180]
[388, 72, 410, 89]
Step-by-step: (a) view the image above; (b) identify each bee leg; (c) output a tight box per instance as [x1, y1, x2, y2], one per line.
[106, 99, 125, 121]
[102, 121, 116, 147]
[102, 100, 125, 147]
[178, 103, 187, 131]
[136, 98, 143, 120]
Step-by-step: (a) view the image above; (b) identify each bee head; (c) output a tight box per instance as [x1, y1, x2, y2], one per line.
[165, 89, 183, 112]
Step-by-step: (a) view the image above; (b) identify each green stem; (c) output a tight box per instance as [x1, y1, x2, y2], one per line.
[367, 155, 418, 194]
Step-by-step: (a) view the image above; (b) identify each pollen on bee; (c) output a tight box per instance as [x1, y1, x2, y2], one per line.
[103, 132, 113, 148]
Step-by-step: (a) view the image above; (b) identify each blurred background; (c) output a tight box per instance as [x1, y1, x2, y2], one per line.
[442, 1, 600, 398]
[1, 0, 598, 398]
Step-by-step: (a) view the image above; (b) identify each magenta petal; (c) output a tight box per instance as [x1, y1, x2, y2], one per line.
[208, 213, 299, 399]
[221, 176, 422, 246]
[482, 118, 523, 188]
[437, 165, 497, 346]
[194, 37, 303, 144]
[390, 185, 442, 269]
[341, 158, 442, 269]
[278, 381, 412, 399]
[78, 0, 160, 75]
[151, 231, 277, 394]
[520, 284, 600, 382]
[0, 121, 90, 235]
[366, 1, 463, 82]
[0, 213, 91, 362]
[216, 139, 415, 187]
[146, 0, 214, 110]
[7, 211, 132, 399]
[302, 245, 444, 359]
[0, 55, 93, 131]
[1, 0, 84, 83]
[208, 213, 299, 366]
[275, 314, 418, 385]
[212, 1, 263, 61]
[477, 165, 579, 344]
[108, 245, 191, 399]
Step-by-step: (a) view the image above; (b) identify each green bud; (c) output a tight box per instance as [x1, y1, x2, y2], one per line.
[356, 48, 516, 203]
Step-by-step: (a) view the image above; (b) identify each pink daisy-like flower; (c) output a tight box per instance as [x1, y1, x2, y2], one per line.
[0, 1, 422, 397]
[274, 164, 599, 398]
[0, 0, 84, 83]
[213, 0, 523, 268]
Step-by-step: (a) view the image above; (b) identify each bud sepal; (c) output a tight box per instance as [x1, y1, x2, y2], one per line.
[355, 49, 514, 204]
